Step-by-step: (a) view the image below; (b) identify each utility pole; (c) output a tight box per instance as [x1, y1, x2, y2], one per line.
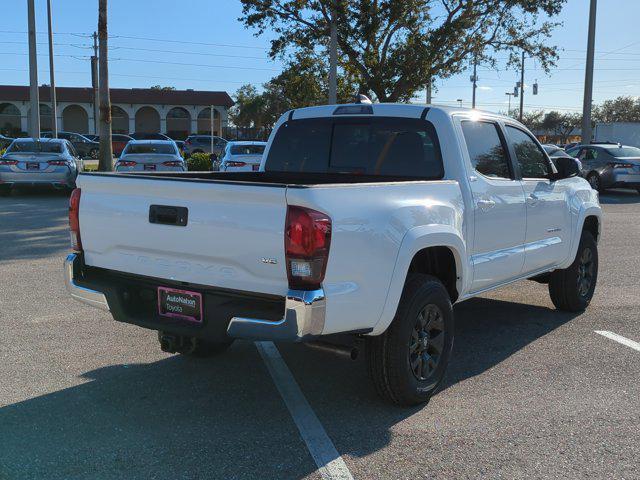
[27, 0, 40, 138]
[471, 57, 478, 108]
[91, 32, 99, 134]
[97, 0, 113, 171]
[328, 1, 337, 104]
[518, 51, 525, 122]
[210, 106, 214, 155]
[46, 0, 57, 138]
[505, 92, 514, 116]
[582, 0, 597, 144]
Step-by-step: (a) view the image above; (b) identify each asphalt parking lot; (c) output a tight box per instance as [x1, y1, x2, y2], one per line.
[0, 187, 638, 480]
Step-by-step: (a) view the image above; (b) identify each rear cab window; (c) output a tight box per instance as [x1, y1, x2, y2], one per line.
[265, 117, 443, 179]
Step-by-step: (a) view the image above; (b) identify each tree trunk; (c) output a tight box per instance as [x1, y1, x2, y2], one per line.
[97, 0, 113, 171]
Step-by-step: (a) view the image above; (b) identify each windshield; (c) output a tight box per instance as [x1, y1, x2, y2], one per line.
[124, 143, 176, 155]
[606, 146, 640, 158]
[6, 141, 63, 154]
[230, 144, 265, 156]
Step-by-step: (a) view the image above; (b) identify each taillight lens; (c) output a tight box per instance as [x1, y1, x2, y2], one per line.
[48, 160, 68, 166]
[162, 160, 183, 167]
[0, 160, 18, 165]
[285, 205, 331, 290]
[117, 160, 137, 167]
[69, 188, 82, 251]
[226, 161, 246, 167]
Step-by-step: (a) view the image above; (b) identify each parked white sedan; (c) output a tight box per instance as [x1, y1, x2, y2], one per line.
[115, 140, 186, 172]
[219, 141, 266, 172]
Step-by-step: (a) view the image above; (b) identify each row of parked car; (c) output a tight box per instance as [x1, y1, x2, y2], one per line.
[0, 133, 268, 195]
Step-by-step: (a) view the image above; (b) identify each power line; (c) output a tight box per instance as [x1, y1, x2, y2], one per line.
[109, 34, 267, 50]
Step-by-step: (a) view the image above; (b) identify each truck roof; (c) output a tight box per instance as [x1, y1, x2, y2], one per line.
[287, 103, 515, 123]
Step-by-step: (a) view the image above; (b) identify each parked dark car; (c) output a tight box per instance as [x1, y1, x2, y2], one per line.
[41, 131, 99, 159]
[174, 140, 185, 152]
[83, 134, 99, 142]
[130, 132, 172, 141]
[183, 134, 227, 158]
[566, 143, 640, 193]
[91, 134, 133, 157]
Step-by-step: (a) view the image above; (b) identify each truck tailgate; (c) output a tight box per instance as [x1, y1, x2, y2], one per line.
[77, 174, 289, 296]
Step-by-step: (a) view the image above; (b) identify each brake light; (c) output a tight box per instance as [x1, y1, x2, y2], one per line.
[0, 160, 18, 165]
[184, 138, 191, 145]
[285, 205, 331, 290]
[69, 188, 82, 252]
[226, 161, 246, 167]
[48, 160, 68, 166]
[162, 160, 183, 167]
[117, 160, 137, 167]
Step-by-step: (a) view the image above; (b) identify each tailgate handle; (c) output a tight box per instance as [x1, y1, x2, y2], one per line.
[149, 205, 188, 227]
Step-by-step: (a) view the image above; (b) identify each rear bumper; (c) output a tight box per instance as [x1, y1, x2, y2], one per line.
[0, 170, 75, 187]
[63, 253, 325, 342]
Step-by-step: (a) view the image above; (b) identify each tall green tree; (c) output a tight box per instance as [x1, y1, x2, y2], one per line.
[593, 96, 640, 123]
[240, 0, 566, 102]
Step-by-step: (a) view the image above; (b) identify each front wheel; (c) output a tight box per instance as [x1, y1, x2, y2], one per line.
[548, 231, 598, 312]
[366, 274, 454, 406]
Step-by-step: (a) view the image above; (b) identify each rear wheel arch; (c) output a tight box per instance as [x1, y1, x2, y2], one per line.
[407, 246, 459, 303]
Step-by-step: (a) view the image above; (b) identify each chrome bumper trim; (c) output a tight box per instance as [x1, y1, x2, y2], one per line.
[227, 288, 326, 342]
[64, 253, 110, 311]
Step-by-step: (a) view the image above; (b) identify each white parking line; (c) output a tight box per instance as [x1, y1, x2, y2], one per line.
[595, 330, 640, 352]
[255, 341, 355, 480]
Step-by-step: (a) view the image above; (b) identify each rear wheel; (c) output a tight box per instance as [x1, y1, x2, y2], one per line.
[366, 274, 454, 406]
[587, 172, 602, 192]
[548, 231, 598, 312]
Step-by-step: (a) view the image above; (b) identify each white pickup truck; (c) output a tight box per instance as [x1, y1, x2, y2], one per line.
[64, 103, 601, 406]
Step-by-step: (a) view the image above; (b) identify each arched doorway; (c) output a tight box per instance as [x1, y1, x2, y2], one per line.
[197, 107, 220, 136]
[111, 106, 129, 134]
[166, 107, 191, 139]
[27, 103, 52, 133]
[135, 106, 160, 134]
[0, 103, 21, 136]
[62, 104, 89, 133]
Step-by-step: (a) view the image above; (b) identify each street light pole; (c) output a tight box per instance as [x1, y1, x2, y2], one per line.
[46, 0, 58, 138]
[582, 0, 598, 144]
[519, 50, 525, 122]
[471, 57, 478, 108]
[27, 0, 40, 139]
[328, 1, 337, 104]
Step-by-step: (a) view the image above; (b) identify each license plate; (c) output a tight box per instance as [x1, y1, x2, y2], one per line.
[144, 164, 156, 171]
[158, 287, 203, 323]
[27, 162, 39, 170]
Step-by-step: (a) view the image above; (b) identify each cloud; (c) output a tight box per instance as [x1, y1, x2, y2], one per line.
[477, 86, 493, 91]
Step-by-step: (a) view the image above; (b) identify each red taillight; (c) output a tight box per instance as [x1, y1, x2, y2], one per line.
[0, 160, 18, 165]
[117, 160, 137, 167]
[48, 160, 68, 166]
[285, 205, 332, 290]
[69, 188, 82, 252]
[226, 161, 246, 167]
[162, 161, 183, 167]
[184, 139, 191, 145]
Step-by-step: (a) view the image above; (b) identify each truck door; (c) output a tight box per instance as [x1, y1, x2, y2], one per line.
[459, 119, 527, 292]
[504, 125, 571, 273]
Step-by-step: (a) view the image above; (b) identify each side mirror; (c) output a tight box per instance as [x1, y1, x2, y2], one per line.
[551, 157, 581, 180]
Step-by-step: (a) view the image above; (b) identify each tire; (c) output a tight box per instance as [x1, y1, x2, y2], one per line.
[0, 185, 11, 196]
[548, 231, 598, 312]
[366, 274, 454, 406]
[587, 172, 602, 192]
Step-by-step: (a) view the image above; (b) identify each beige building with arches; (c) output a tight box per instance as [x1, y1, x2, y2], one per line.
[0, 85, 233, 139]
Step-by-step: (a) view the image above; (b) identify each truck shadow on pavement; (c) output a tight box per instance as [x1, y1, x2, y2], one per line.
[0, 295, 579, 479]
[0, 188, 69, 262]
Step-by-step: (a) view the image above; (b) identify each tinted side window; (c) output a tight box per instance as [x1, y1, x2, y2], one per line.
[461, 121, 511, 179]
[506, 126, 552, 178]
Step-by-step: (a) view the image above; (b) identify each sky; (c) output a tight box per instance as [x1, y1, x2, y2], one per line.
[1, 0, 639, 114]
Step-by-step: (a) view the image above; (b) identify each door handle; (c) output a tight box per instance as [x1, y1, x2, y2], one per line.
[477, 199, 496, 211]
[527, 193, 539, 206]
